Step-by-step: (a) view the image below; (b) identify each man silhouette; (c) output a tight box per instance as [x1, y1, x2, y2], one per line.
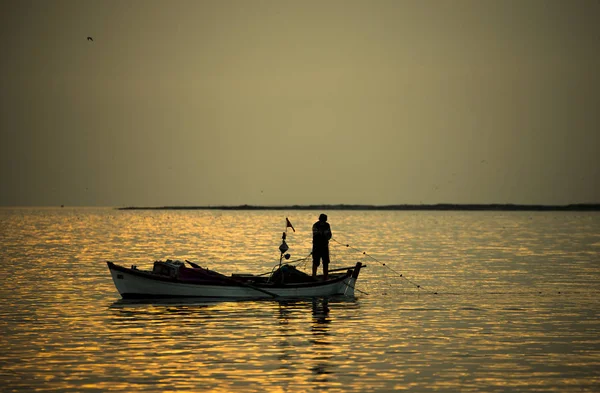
[312, 214, 332, 280]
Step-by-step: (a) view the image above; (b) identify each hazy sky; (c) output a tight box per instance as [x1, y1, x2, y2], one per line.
[1, 0, 599, 207]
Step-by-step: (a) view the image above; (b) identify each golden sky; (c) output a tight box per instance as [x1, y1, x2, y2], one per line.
[1, 0, 599, 206]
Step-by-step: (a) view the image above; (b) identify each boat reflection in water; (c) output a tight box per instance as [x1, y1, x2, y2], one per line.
[309, 298, 332, 380]
[107, 296, 359, 392]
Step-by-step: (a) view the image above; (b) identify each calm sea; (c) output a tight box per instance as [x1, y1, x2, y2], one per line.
[1, 208, 599, 392]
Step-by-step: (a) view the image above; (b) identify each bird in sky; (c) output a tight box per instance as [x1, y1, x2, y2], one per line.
[87, 36, 93, 41]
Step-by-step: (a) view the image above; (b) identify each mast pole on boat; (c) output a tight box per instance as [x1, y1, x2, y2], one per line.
[279, 217, 293, 268]
[279, 231, 288, 268]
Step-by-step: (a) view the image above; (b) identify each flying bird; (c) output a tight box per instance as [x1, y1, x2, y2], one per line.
[87, 36, 93, 41]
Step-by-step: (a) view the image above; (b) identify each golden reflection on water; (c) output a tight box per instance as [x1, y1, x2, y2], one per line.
[1, 208, 599, 392]
[92, 298, 352, 392]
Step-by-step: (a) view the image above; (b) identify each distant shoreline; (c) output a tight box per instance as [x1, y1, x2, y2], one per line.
[117, 203, 600, 211]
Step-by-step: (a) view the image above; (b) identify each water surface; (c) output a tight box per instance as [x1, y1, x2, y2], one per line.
[1, 208, 599, 392]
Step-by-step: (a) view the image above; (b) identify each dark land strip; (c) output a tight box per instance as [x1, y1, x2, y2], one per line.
[118, 204, 600, 211]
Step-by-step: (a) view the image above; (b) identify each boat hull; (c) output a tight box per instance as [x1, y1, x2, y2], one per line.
[107, 262, 362, 299]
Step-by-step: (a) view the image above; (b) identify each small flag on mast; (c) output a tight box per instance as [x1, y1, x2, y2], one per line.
[286, 217, 295, 232]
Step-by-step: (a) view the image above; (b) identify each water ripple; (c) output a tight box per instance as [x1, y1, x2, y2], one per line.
[1, 209, 599, 392]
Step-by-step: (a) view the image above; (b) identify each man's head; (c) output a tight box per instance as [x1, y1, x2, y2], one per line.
[319, 213, 328, 222]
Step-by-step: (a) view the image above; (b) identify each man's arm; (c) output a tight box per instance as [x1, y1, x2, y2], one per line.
[325, 223, 332, 240]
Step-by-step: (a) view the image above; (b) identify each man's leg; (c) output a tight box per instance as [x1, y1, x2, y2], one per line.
[322, 248, 330, 280]
[312, 250, 320, 277]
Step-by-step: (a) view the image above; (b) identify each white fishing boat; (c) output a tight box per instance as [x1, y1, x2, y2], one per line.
[106, 260, 363, 299]
[106, 226, 364, 299]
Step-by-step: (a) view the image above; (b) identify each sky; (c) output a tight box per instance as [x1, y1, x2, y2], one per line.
[1, 0, 599, 207]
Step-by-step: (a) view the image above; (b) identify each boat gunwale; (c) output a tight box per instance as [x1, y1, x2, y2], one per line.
[106, 261, 355, 289]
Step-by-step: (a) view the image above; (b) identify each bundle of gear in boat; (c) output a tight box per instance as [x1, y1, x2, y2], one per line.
[148, 259, 318, 285]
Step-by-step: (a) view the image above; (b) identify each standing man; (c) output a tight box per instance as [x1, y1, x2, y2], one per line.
[312, 213, 332, 280]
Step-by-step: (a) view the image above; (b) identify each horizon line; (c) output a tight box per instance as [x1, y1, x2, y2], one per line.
[117, 203, 600, 211]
